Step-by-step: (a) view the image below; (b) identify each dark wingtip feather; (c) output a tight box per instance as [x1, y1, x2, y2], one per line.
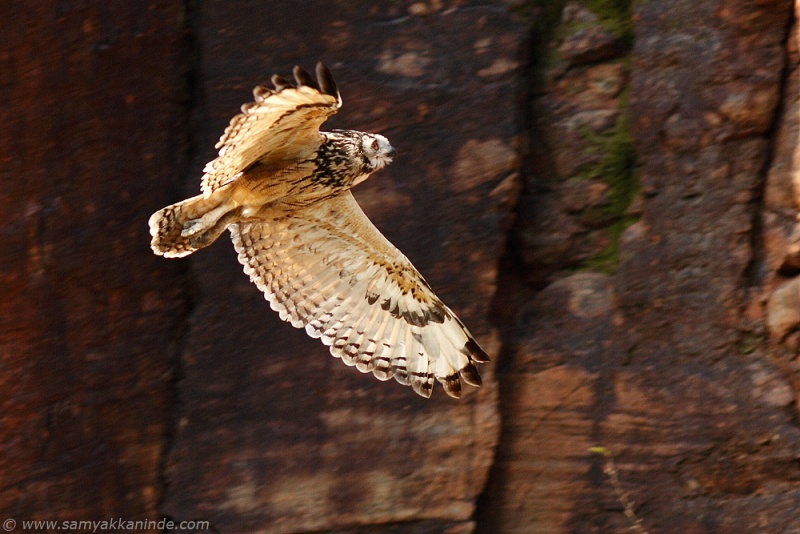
[240, 102, 257, 114]
[315, 62, 338, 97]
[252, 85, 272, 102]
[465, 339, 490, 363]
[271, 74, 292, 91]
[411, 377, 434, 399]
[439, 374, 462, 399]
[293, 65, 319, 90]
[458, 363, 483, 387]
[393, 368, 410, 386]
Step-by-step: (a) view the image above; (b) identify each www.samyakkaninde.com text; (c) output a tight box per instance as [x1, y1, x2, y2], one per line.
[6, 518, 210, 532]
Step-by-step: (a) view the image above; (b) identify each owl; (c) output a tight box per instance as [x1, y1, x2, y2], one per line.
[149, 62, 488, 398]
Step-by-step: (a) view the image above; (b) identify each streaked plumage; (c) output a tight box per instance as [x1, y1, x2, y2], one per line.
[148, 62, 488, 398]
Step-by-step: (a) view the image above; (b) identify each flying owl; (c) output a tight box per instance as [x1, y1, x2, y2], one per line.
[149, 62, 488, 398]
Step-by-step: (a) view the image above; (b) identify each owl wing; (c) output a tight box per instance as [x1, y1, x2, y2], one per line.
[200, 62, 342, 196]
[229, 191, 489, 398]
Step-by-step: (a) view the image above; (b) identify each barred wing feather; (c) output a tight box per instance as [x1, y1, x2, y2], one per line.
[229, 191, 488, 398]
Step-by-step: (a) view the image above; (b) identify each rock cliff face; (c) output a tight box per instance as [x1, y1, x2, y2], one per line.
[482, 0, 800, 532]
[0, 0, 189, 525]
[3, 0, 800, 533]
[162, 4, 521, 532]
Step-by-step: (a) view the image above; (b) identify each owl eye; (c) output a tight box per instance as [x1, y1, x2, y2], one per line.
[371, 139, 379, 151]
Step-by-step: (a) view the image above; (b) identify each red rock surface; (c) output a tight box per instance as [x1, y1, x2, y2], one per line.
[0, 0, 189, 528]
[482, 1, 800, 533]
[161, 2, 521, 533]
[5, 1, 800, 533]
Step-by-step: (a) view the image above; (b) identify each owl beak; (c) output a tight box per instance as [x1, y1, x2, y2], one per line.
[387, 146, 397, 159]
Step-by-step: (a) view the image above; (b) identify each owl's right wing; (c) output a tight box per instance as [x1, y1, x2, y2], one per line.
[200, 62, 342, 196]
[229, 191, 489, 399]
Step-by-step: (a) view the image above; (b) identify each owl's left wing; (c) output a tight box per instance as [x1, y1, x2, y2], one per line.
[200, 62, 342, 196]
[229, 191, 489, 398]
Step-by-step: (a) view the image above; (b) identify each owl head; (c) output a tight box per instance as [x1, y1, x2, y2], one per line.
[361, 133, 396, 171]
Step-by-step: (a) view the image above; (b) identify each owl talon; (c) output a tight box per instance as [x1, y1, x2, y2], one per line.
[180, 220, 202, 237]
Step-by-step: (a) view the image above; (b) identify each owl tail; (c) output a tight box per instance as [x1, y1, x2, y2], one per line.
[149, 192, 239, 258]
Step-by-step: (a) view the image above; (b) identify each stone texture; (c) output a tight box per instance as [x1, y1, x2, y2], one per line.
[557, 2, 624, 66]
[547, 62, 626, 179]
[478, 273, 617, 533]
[163, 2, 522, 532]
[480, 365, 597, 533]
[768, 277, 800, 340]
[7, 1, 800, 533]
[590, 365, 800, 531]
[514, 1, 630, 283]
[599, 1, 800, 530]
[623, 0, 788, 357]
[516, 197, 610, 278]
[764, 9, 800, 303]
[0, 0, 188, 528]
[483, 0, 800, 533]
[559, 27, 623, 66]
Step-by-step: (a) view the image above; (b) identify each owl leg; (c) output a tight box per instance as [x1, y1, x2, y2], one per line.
[187, 207, 243, 249]
[181, 203, 232, 237]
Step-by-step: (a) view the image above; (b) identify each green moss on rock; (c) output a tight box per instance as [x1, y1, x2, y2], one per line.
[578, 90, 639, 273]
[584, 0, 634, 43]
